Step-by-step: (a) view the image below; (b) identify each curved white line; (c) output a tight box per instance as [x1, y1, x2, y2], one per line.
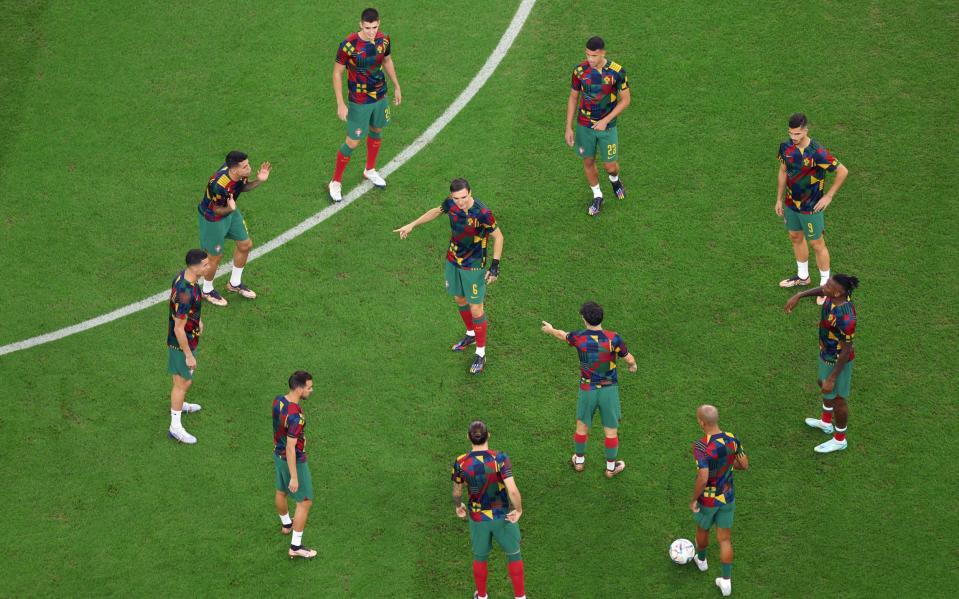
[0, 0, 537, 357]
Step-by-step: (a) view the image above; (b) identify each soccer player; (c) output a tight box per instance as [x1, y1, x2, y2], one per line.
[451, 421, 526, 599]
[565, 36, 631, 216]
[775, 113, 849, 304]
[167, 249, 208, 444]
[272, 370, 318, 560]
[689, 404, 748, 598]
[394, 178, 503, 374]
[197, 150, 272, 306]
[328, 7, 402, 202]
[541, 301, 637, 478]
[784, 273, 859, 453]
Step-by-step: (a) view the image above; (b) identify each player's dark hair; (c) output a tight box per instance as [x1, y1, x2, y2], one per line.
[288, 370, 313, 390]
[225, 150, 248, 168]
[185, 248, 208, 266]
[580, 301, 604, 326]
[833, 273, 860, 297]
[586, 36, 605, 51]
[450, 178, 471, 194]
[788, 113, 808, 129]
[468, 420, 489, 445]
[361, 7, 379, 23]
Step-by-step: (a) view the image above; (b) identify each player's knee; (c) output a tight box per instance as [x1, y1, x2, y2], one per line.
[583, 157, 596, 166]
[603, 163, 618, 173]
[345, 137, 361, 149]
[469, 305, 484, 318]
[299, 498, 312, 509]
[788, 231, 804, 242]
[237, 239, 253, 252]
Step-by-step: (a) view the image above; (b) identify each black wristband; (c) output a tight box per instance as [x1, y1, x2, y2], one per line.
[490, 259, 500, 274]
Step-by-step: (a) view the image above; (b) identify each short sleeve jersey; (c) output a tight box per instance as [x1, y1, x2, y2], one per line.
[571, 59, 630, 127]
[819, 298, 856, 362]
[440, 198, 497, 269]
[693, 431, 743, 507]
[167, 271, 201, 351]
[336, 32, 392, 104]
[199, 165, 246, 222]
[777, 139, 840, 213]
[273, 395, 307, 463]
[451, 450, 513, 521]
[565, 330, 629, 390]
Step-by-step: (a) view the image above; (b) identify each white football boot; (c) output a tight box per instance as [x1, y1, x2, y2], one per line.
[814, 438, 848, 453]
[168, 427, 197, 444]
[181, 402, 202, 413]
[715, 577, 732, 596]
[363, 168, 387, 188]
[329, 180, 343, 202]
[804, 417, 834, 434]
[693, 553, 708, 572]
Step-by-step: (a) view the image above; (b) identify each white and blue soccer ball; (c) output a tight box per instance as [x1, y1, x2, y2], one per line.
[669, 538, 695, 564]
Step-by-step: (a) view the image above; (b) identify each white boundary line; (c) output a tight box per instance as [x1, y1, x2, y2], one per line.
[0, 0, 537, 358]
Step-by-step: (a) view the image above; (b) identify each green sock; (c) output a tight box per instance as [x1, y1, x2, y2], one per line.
[697, 549, 707, 561]
[721, 562, 732, 579]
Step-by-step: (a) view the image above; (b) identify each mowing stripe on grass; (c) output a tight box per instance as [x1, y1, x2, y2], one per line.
[0, 0, 537, 358]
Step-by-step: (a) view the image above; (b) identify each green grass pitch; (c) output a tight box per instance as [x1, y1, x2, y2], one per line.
[1, 1, 957, 597]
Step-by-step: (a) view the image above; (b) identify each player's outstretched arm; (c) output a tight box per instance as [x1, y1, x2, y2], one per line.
[243, 162, 272, 192]
[784, 287, 825, 312]
[565, 89, 579, 147]
[689, 467, 708, 513]
[504, 477, 522, 523]
[383, 55, 401, 105]
[393, 206, 443, 239]
[775, 162, 787, 217]
[594, 88, 631, 131]
[813, 163, 849, 213]
[333, 62, 348, 121]
[452, 482, 467, 519]
[540, 321, 569, 341]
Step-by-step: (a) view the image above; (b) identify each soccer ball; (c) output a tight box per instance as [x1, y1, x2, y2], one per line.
[669, 538, 695, 564]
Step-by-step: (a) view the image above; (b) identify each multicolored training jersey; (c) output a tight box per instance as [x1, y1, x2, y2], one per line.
[199, 164, 245, 222]
[693, 431, 743, 507]
[819, 298, 856, 362]
[571, 59, 630, 128]
[273, 395, 307, 463]
[778, 139, 840, 213]
[566, 330, 629, 390]
[451, 450, 514, 522]
[440, 198, 497, 270]
[336, 31, 392, 104]
[167, 271, 201, 351]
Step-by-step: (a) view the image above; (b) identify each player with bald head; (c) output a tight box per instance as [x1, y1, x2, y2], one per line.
[689, 405, 748, 597]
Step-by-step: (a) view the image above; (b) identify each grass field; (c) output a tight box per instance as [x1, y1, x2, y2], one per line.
[1, 1, 957, 597]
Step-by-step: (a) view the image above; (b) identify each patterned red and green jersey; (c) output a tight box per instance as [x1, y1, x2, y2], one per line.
[693, 431, 743, 507]
[336, 31, 392, 104]
[273, 395, 307, 463]
[819, 298, 856, 362]
[199, 164, 246, 222]
[565, 330, 629, 390]
[571, 59, 630, 127]
[451, 450, 514, 522]
[778, 139, 840, 213]
[167, 271, 201, 351]
[440, 198, 497, 269]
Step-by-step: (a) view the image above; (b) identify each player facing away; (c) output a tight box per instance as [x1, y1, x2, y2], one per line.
[775, 113, 849, 305]
[784, 273, 859, 453]
[167, 249, 208, 444]
[565, 36, 631, 217]
[394, 178, 504, 374]
[541, 301, 637, 478]
[451, 421, 526, 599]
[273, 370, 318, 559]
[328, 7, 402, 202]
[197, 150, 272, 306]
[689, 405, 748, 598]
